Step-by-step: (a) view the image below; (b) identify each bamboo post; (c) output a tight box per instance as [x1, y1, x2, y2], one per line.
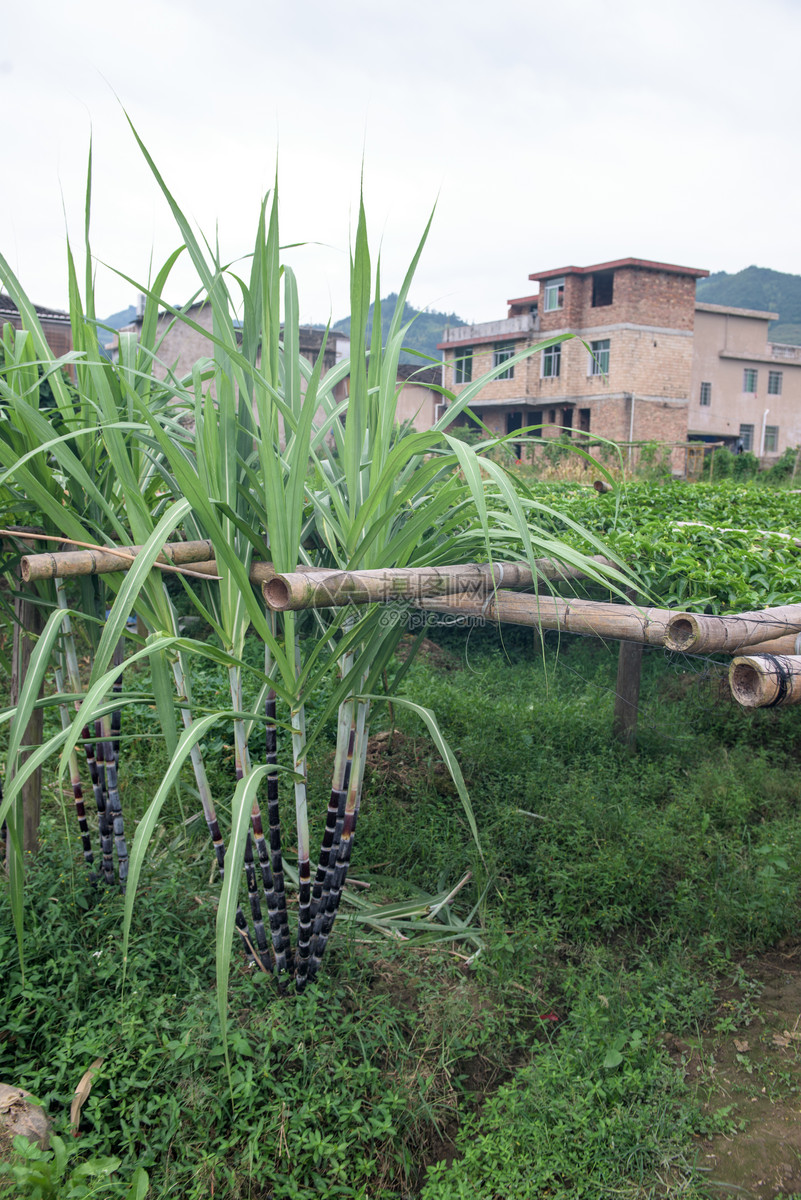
[613, 589, 643, 748]
[729, 654, 801, 708]
[665, 605, 801, 655]
[10, 587, 44, 855]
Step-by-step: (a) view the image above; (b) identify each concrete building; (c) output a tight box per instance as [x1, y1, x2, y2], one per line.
[690, 303, 801, 457]
[438, 258, 709, 467]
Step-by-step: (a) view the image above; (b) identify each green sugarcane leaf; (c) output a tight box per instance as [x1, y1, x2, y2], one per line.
[6, 607, 71, 767]
[122, 711, 225, 974]
[216, 765, 270, 1082]
[89, 499, 192, 688]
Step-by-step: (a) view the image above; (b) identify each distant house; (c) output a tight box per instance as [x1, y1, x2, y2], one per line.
[439, 258, 708, 469]
[117, 301, 351, 405]
[439, 257, 801, 467]
[395, 364, 444, 431]
[0, 293, 73, 359]
[690, 304, 801, 457]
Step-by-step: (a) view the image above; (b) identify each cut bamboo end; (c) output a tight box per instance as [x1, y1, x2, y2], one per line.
[665, 604, 801, 654]
[729, 654, 801, 708]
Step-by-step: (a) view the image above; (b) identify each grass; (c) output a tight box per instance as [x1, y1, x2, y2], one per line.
[4, 626, 801, 1197]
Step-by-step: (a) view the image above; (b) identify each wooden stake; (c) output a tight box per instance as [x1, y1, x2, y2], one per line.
[613, 589, 642, 748]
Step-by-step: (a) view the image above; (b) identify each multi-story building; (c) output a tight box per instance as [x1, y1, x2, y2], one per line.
[439, 258, 709, 461]
[690, 303, 801, 457]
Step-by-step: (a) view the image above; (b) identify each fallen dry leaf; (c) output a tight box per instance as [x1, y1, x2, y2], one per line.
[734, 1038, 750, 1052]
[70, 1058, 104, 1135]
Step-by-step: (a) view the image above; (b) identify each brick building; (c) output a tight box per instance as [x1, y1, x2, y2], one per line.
[0, 292, 73, 359]
[438, 258, 709, 465]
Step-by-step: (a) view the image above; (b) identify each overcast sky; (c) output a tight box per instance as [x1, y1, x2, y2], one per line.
[2, 0, 800, 327]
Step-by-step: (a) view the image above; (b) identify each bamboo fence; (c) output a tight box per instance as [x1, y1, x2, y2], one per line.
[664, 605, 801, 655]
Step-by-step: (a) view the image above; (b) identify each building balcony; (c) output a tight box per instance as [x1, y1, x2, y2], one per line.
[442, 313, 538, 343]
[770, 342, 801, 361]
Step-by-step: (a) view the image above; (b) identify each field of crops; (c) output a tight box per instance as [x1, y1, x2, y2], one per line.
[524, 480, 801, 612]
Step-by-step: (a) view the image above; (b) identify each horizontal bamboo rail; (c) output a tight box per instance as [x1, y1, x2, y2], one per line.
[417, 590, 673, 645]
[735, 633, 801, 657]
[21, 539, 217, 582]
[664, 605, 801, 654]
[262, 557, 618, 612]
[729, 654, 801, 708]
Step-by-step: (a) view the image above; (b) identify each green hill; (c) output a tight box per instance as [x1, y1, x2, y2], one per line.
[333, 293, 466, 363]
[696, 266, 801, 345]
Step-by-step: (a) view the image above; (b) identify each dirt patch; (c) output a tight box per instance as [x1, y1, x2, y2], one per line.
[396, 636, 463, 672]
[364, 730, 457, 797]
[679, 942, 801, 1198]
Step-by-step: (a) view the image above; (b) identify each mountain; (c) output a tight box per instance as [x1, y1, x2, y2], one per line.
[97, 305, 137, 347]
[333, 293, 467, 363]
[696, 267, 801, 345]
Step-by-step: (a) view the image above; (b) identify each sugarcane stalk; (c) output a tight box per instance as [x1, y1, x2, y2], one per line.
[262, 557, 619, 612]
[229, 665, 275, 974]
[729, 654, 801, 708]
[54, 578, 113, 879]
[308, 697, 370, 980]
[291, 636, 313, 989]
[92, 725, 115, 886]
[99, 713, 128, 891]
[263, 614, 292, 974]
[110, 640, 123, 767]
[53, 661, 94, 871]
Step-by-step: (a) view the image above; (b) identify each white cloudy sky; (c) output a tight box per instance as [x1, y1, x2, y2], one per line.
[2, 0, 799, 325]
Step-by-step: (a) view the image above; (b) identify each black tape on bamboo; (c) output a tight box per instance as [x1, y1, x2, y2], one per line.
[265, 691, 292, 974]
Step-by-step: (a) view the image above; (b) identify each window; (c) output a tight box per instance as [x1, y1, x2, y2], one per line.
[764, 425, 779, 453]
[542, 343, 561, 378]
[743, 368, 758, 393]
[768, 370, 783, 395]
[699, 381, 711, 406]
[453, 347, 473, 384]
[739, 423, 754, 451]
[579, 407, 591, 434]
[543, 277, 564, 312]
[591, 271, 614, 307]
[530, 408, 543, 436]
[493, 342, 514, 380]
[561, 408, 573, 435]
[589, 339, 610, 376]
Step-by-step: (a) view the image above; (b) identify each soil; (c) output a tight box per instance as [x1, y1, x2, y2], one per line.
[674, 940, 801, 1199]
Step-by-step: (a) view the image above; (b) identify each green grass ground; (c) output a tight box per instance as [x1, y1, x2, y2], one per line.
[3, 626, 801, 1198]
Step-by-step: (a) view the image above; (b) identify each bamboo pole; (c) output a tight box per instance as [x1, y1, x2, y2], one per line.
[729, 654, 801, 708]
[734, 634, 801, 656]
[262, 557, 619, 612]
[418, 591, 672, 645]
[20, 539, 217, 582]
[664, 605, 801, 654]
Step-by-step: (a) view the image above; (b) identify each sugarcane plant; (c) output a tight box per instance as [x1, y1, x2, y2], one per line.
[0, 129, 635, 1058]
